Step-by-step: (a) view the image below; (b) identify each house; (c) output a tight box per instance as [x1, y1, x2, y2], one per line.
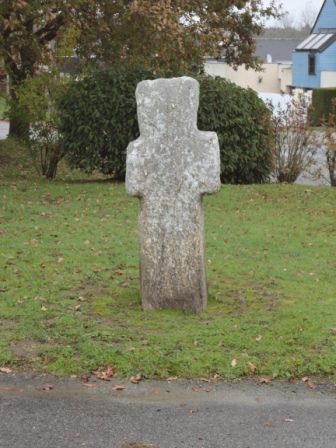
[205, 38, 302, 93]
[292, 0, 336, 89]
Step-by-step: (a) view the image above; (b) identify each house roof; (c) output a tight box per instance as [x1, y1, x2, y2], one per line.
[295, 30, 336, 52]
[206, 38, 303, 64]
[254, 38, 304, 63]
[311, 0, 327, 33]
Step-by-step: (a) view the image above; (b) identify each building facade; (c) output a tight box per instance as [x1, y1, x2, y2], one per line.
[292, 0, 336, 89]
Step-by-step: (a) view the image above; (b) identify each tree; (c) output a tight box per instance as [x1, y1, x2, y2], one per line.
[0, 1, 83, 137]
[0, 1, 280, 137]
[263, 1, 318, 38]
[298, 2, 318, 34]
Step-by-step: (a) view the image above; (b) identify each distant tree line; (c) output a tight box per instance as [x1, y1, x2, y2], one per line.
[262, 2, 318, 39]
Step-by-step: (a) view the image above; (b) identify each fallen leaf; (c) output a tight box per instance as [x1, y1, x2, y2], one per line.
[115, 269, 123, 275]
[82, 383, 97, 388]
[112, 385, 125, 391]
[151, 389, 160, 395]
[301, 376, 309, 382]
[57, 258, 64, 263]
[231, 359, 237, 368]
[130, 373, 141, 384]
[92, 365, 115, 381]
[0, 367, 12, 373]
[256, 335, 262, 342]
[304, 189, 312, 194]
[259, 378, 271, 384]
[248, 362, 256, 372]
[287, 339, 294, 345]
[180, 403, 186, 407]
[167, 376, 178, 381]
[255, 397, 262, 403]
[51, 251, 62, 257]
[285, 419, 295, 423]
[192, 387, 198, 392]
[41, 306, 47, 312]
[331, 328, 336, 333]
[218, 340, 223, 347]
[202, 387, 211, 392]
[307, 381, 316, 390]
[37, 384, 54, 391]
[120, 282, 129, 288]
[125, 347, 136, 352]
[68, 305, 81, 311]
[189, 409, 199, 413]
[200, 378, 212, 382]
[193, 340, 198, 346]
[17, 300, 23, 304]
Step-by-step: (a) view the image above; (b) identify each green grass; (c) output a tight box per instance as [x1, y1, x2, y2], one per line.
[1, 139, 336, 380]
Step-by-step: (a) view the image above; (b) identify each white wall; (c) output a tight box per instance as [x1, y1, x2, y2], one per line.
[204, 62, 293, 94]
[321, 71, 336, 87]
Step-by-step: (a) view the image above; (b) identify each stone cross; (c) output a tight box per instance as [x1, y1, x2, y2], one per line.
[126, 77, 220, 313]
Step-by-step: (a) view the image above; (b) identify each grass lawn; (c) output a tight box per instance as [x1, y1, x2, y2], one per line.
[1, 138, 336, 380]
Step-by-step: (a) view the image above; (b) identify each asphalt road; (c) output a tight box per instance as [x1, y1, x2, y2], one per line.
[1, 374, 336, 448]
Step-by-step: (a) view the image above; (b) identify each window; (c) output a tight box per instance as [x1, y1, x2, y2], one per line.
[308, 53, 316, 75]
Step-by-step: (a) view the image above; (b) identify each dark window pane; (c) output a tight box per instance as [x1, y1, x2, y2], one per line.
[308, 54, 316, 75]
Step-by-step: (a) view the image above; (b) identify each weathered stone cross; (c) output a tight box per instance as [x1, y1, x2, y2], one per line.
[126, 77, 220, 313]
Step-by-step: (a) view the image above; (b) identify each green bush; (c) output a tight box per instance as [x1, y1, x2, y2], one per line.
[59, 67, 274, 183]
[311, 88, 336, 126]
[59, 66, 181, 178]
[197, 76, 274, 184]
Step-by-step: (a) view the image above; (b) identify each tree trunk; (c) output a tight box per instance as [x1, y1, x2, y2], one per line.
[9, 113, 29, 139]
[7, 43, 35, 139]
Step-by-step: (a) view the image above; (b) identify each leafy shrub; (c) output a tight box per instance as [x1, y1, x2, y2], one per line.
[16, 71, 70, 179]
[59, 66, 181, 178]
[59, 68, 274, 183]
[322, 98, 336, 187]
[197, 76, 274, 184]
[270, 92, 319, 183]
[311, 88, 336, 126]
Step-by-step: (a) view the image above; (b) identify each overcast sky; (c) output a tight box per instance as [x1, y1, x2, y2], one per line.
[264, 0, 324, 26]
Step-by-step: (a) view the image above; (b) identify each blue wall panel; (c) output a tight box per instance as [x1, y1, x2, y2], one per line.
[313, 0, 336, 31]
[292, 52, 320, 88]
[292, 41, 336, 88]
[319, 42, 336, 71]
